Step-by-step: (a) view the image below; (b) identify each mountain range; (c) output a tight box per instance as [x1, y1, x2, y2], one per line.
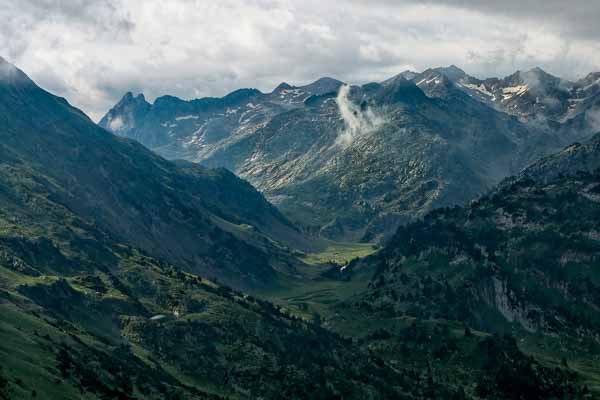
[0, 57, 423, 399]
[1, 57, 600, 399]
[100, 65, 600, 242]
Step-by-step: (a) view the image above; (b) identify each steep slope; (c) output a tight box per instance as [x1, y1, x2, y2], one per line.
[103, 73, 555, 243]
[325, 134, 600, 395]
[0, 58, 438, 400]
[1, 245, 419, 399]
[333, 134, 600, 387]
[349, 169, 600, 334]
[0, 57, 308, 290]
[507, 132, 600, 184]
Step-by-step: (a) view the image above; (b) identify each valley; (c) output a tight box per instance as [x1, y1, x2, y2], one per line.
[0, 56, 599, 399]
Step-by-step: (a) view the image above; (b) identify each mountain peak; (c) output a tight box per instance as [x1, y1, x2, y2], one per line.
[99, 91, 151, 133]
[526, 66, 546, 74]
[116, 91, 149, 107]
[381, 71, 417, 85]
[223, 87, 262, 101]
[523, 66, 555, 80]
[399, 70, 418, 80]
[311, 77, 339, 84]
[378, 75, 428, 105]
[272, 82, 294, 93]
[301, 76, 343, 95]
[121, 91, 134, 102]
[509, 67, 556, 82]
[433, 65, 467, 81]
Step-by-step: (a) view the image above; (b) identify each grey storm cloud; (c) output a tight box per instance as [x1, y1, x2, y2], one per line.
[1, 0, 599, 121]
[421, 0, 600, 40]
[357, 0, 600, 37]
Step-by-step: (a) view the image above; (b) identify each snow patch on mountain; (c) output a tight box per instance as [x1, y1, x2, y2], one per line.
[416, 76, 442, 86]
[175, 115, 199, 121]
[460, 82, 494, 98]
[502, 85, 528, 101]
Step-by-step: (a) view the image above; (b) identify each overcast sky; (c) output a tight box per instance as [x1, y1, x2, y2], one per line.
[2, 0, 600, 121]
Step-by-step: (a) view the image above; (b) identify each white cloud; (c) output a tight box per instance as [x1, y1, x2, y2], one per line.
[1, 0, 599, 121]
[585, 107, 600, 133]
[335, 85, 385, 147]
[108, 115, 124, 131]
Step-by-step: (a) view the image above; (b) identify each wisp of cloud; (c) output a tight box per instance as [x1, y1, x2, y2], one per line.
[335, 84, 384, 147]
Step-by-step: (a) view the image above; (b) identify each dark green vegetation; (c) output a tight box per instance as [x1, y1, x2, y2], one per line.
[334, 135, 600, 396]
[349, 146, 600, 335]
[1, 250, 424, 399]
[102, 66, 600, 243]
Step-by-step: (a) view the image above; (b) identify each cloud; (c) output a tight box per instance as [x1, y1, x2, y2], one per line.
[1, 0, 599, 121]
[585, 107, 600, 133]
[335, 85, 385, 147]
[108, 115, 124, 131]
[352, 0, 600, 41]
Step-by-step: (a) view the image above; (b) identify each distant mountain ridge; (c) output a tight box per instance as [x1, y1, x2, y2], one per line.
[99, 77, 344, 153]
[100, 66, 600, 242]
[415, 65, 600, 132]
[508, 132, 600, 184]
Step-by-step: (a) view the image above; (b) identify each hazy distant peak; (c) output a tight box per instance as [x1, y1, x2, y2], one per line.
[399, 70, 418, 80]
[117, 91, 148, 105]
[272, 82, 295, 93]
[301, 77, 344, 95]
[434, 64, 467, 80]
